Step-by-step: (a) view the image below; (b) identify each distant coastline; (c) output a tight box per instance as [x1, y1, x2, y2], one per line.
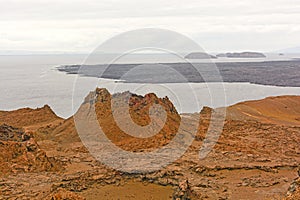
[57, 60, 300, 87]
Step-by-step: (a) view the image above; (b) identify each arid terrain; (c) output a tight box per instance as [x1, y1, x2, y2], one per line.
[0, 89, 300, 199]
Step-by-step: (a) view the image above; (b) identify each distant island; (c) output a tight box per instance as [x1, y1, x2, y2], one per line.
[184, 52, 217, 59]
[58, 60, 300, 87]
[216, 52, 266, 58]
[184, 51, 266, 59]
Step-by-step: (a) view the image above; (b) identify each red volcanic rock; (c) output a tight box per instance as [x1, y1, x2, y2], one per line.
[0, 90, 300, 199]
[0, 124, 30, 142]
[285, 176, 300, 200]
[76, 88, 181, 152]
[226, 96, 300, 126]
[0, 105, 62, 128]
[46, 188, 86, 200]
[0, 124, 62, 174]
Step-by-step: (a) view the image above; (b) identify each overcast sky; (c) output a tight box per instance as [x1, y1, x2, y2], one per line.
[0, 0, 300, 53]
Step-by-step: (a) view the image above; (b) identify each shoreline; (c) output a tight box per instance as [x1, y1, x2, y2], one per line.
[58, 60, 300, 87]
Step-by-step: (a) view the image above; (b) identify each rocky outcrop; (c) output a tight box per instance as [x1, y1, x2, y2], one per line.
[0, 124, 30, 142]
[0, 91, 300, 199]
[0, 124, 62, 174]
[0, 105, 62, 128]
[285, 169, 300, 200]
[75, 88, 181, 152]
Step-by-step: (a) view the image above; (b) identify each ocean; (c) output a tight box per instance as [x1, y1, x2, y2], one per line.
[0, 54, 299, 118]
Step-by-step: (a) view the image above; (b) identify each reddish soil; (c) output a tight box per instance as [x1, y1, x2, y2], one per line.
[0, 89, 299, 199]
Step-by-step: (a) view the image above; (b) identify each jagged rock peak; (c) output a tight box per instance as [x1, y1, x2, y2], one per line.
[82, 88, 178, 115]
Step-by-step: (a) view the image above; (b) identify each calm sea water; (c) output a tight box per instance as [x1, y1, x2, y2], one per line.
[0, 54, 299, 118]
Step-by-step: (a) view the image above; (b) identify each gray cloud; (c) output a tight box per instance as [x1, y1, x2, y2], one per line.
[0, 0, 299, 52]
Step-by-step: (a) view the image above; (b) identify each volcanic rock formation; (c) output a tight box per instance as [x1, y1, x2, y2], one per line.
[0, 90, 299, 199]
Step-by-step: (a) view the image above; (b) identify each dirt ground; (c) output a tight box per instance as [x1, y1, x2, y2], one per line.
[0, 90, 300, 199]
